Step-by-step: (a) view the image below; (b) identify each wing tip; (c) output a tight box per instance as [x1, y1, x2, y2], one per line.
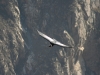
[65, 45, 74, 48]
[37, 30, 39, 33]
[37, 30, 41, 34]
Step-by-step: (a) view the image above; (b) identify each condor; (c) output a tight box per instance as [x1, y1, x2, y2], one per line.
[37, 30, 73, 48]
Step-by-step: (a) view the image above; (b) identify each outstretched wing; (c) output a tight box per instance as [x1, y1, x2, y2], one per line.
[37, 30, 54, 43]
[55, 41, 72, 48]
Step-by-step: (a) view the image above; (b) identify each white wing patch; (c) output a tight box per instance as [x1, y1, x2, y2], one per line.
[37, 30, 54, 42]
[55, 41, 68, 47]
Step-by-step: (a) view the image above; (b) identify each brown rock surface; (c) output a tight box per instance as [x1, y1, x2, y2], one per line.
[0, 0, 100, 75]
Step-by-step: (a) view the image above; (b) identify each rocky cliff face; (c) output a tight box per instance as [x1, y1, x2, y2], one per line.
[0, 0, 100, 75]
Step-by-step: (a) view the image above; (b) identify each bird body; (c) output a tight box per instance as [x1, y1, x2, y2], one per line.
[37, 30, 73, 48]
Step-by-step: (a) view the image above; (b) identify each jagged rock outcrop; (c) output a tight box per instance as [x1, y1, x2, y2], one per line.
[0, 0, 100, 75]
[0, 0, 26, 75]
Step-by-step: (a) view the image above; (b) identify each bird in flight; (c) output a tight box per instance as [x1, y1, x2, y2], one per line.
[37, 30, 73, 48]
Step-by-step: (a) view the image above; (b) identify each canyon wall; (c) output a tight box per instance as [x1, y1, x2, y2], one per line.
[0, 0, 100, 75]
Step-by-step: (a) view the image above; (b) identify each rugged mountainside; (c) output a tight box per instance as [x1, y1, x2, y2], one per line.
[0, 0, 100, 75]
